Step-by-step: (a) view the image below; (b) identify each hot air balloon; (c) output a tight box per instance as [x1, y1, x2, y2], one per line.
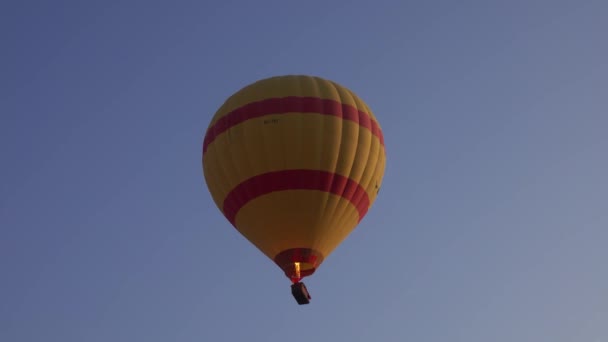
[202, 75, 386, 304]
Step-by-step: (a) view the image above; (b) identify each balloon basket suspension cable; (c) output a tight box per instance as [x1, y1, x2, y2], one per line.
[290, 262, 311, 305]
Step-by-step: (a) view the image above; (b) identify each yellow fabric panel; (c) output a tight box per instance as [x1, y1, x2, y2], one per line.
[203, 113, 384, 213]
[234, 190, 361, 261]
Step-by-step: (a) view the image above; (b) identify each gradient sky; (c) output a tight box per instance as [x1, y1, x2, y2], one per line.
[2, 1, 607, 341]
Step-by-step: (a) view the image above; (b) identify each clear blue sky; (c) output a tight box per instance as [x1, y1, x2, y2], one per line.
[2, 1, 607, 341]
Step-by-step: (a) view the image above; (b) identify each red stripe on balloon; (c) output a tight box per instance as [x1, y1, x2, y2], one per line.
[202, 96, 384, 155]
[222, 169, 370, 226]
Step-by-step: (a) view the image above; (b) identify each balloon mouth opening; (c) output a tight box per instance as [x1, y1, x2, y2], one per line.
[288, 262, 316, 283]
[273, 248, 324, 283]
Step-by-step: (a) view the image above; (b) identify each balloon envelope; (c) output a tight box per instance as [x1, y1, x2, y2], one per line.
[202, 75, 386, 282]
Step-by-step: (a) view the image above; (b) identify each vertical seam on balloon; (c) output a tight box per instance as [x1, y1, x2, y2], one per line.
[315, 77, 328, 252]
[243, 99, 262, 230]
[368, 146, 386, 211]
[352, 124, 383, 224]
[213, 116, 234, 218]
[355, 92, 381, 210]
[326, 79, 345, 252]
[371, 145, 386, 205]
[208, 128, 232, 217]
[365, 97, 386, 210]
[290, 76, 301, 226]
[366, 93, 386, 203]
[311, 77, 332, 254]
[338, 90, 374, 234]
[322, 81, 361, 255]
[308, 79, 325, 251]
[311, 79, 335, 254]
[278, 76, 288, 175]
[225, 107, 251, 229]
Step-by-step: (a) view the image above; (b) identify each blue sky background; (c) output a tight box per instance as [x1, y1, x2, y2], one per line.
[2, 1, 607, 341]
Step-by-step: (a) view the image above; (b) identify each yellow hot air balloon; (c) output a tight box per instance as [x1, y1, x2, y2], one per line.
[202, 75, 386, 304]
